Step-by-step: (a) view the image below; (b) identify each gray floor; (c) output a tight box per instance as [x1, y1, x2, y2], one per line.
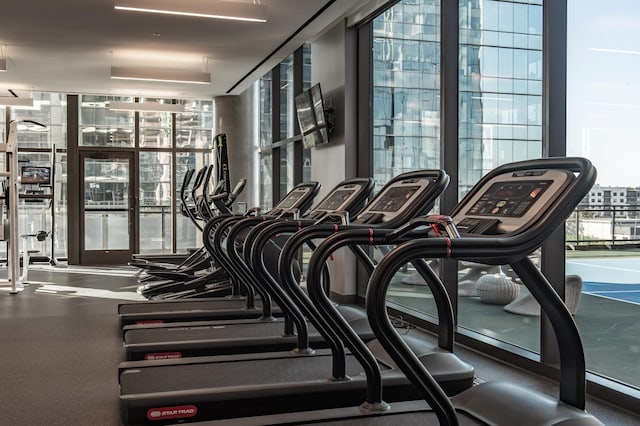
[0, 266, 638, 425]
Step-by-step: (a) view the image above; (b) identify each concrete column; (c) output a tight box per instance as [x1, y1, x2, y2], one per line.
[214, 91, 259, 209]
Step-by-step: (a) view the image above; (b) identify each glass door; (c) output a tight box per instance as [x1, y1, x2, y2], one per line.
[80, 151, 135, 264]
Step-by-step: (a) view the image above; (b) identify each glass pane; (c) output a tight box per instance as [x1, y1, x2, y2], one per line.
[372, 0, 441, 192]
[260, 153, 273, 211]
[279, 143, 295, 199]
[176, 100, 214, 149]
[10, 92, 67, 149]
[566, 0, 640, 389]
[139, 98, 172, 148]
[79, 95, 135, 147]
[280, 54, 295, 139]
[139, 152, 172, 253]
[55, 152, 68, 259]
[259, 72, 273, 147]
[83, 157, 130, 250]
[176, 152, 210, 250]
[84, 212, 129, 250]
[456, 0, 544, 354]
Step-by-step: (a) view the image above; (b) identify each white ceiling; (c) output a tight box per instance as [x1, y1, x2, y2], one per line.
[0, 0, 373, 100]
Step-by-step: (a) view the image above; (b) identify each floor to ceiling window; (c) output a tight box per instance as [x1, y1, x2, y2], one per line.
[371, 0, 441, 191]
[456, 0, 544, 353]
[3, 93, 68, 262]
[258, 72, 273, 210]
[77, 95, 213, 260]
[566, 0, 640, 390]
[257, 44, 312, 208]
[374, 0, 544, 355]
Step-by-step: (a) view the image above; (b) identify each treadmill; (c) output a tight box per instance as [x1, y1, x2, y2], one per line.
[117, 181, 320, 328]
[119, 169, 475, 424]
[177, 157, 604, 426]
[358, 157, 602, 426]
[121, 170, 448, 361]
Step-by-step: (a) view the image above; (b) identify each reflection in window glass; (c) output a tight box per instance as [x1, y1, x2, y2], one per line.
[79, 95, 135, 147]
[381, 0, 544, 355]
[372, 0, 441, 192]
[373, 0, 442, 322]
[566, 0, 640, 389]
[459, 0, 543, 199]
[139, 98, 172, 148]
[139, 152, 172, 253]
[176, 152, 210, 251]
[279, 143, 295, 198]
[11, 92, 67, 149]
[176, 100, 214, 149]
[260, 153, 273, 211]
[280, 54, 295, 139]
[456, 0, 543, 354]
[259, 72, 273, 147]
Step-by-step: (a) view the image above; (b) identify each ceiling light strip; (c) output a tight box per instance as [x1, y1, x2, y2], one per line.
[111, 66, 210, 85]
[114, 0, 267, 23]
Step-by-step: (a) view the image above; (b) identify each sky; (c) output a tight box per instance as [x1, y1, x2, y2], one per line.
[566, 0, 640, 187]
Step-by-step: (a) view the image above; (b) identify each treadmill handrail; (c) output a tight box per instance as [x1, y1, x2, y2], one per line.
[367, 157, 597, 421]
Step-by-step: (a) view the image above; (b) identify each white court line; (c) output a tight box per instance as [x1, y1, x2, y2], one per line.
[566, 261, 640, 274]
[586, 290, 640, 294]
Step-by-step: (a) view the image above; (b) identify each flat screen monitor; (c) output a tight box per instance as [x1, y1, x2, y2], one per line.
[295, 92, 316, 135]
[295, 83, 330, 149]
[21, 166, 51, 185]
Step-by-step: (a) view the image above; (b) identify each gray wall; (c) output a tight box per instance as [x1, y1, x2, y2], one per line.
[214, 90, 259, 209]
[310, 20, 356, 298]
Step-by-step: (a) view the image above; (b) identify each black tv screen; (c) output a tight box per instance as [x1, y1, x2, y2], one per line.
[295, 83, 330, 148]
[294, 92, 316, 135]
[21, 166, 51, 185]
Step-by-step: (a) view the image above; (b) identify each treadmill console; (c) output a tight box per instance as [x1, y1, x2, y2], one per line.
[452, 169, 574, 235]
[354, 177, 431, 224]
[304, 183, 366, 221]
[270, 185, 317, 217]
[276, 187, 309, 210]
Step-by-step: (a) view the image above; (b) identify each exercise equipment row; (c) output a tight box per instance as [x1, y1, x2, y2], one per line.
[116, 158, 602, 425]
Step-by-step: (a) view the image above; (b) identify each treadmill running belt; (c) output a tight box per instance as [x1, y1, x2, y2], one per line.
[120, 353, 385, 394]
[118, 299, 249, 315]
[124, 321, 289, 344]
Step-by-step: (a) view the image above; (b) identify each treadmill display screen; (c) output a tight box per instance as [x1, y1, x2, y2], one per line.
[466, 180, 552, 217]
[316, 189, 356, 211]
[277, 190, 306, 209]
[368, 185, 421, 213]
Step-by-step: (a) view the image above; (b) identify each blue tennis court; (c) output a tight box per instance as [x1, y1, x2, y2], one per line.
[567, 257, 640, 304]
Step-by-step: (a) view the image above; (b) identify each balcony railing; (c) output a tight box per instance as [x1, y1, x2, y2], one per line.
[567, 205, 640, 249]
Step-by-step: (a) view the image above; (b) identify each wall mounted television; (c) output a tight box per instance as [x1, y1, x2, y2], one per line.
[21, 166, 51, 185]
[295, 83, 333, 149]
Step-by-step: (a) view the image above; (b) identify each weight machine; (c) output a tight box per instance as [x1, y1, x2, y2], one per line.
[0, 119, 47, 293]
